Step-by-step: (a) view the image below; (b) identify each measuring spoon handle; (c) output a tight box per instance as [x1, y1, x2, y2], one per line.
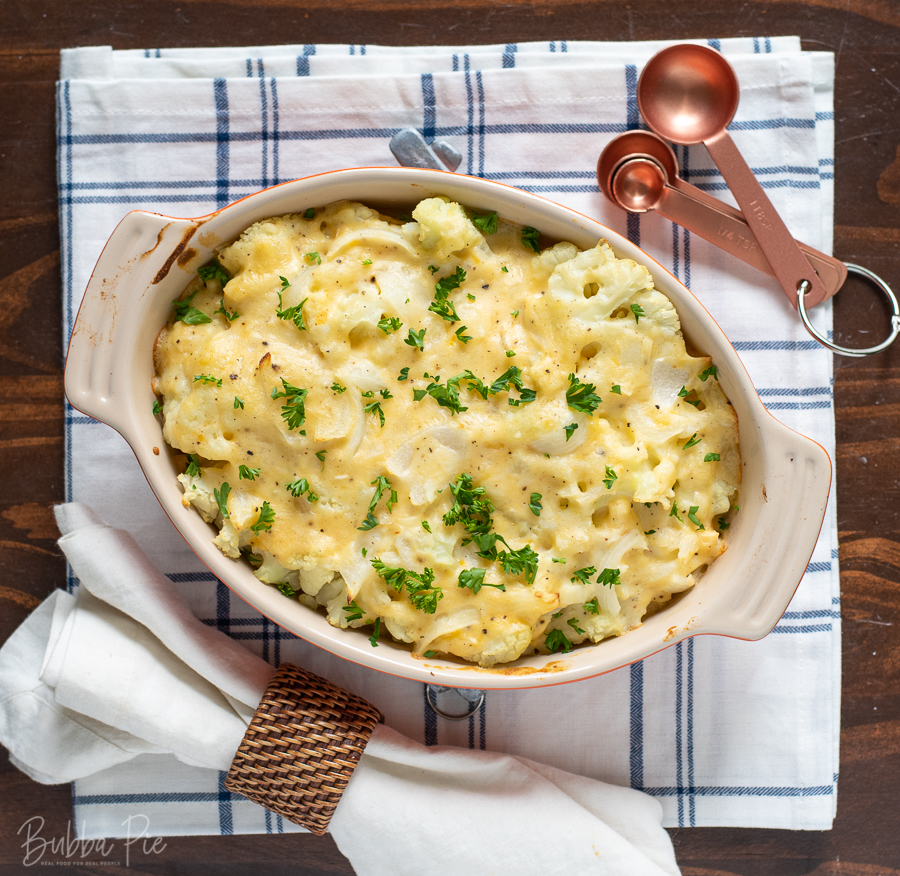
[705, 129, 830, 309]
[662, 178, 846, 298]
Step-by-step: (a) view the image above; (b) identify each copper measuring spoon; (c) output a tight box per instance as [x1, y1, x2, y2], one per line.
[637, 44, 831, 309]
[597, 130, 847, 298]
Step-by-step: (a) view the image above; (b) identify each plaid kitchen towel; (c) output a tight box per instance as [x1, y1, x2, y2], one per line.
[56, 37, 840, 835]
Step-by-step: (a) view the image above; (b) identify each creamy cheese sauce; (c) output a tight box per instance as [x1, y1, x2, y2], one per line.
[153, 198, 740, 666]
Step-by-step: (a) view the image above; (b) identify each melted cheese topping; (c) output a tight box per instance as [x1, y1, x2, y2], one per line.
[153, 198, 740, 666]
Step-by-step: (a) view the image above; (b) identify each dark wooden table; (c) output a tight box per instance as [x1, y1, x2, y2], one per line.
[2, 1, 899, 873]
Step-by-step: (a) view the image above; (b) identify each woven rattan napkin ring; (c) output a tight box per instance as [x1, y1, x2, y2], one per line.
[225, 662, 383, 835]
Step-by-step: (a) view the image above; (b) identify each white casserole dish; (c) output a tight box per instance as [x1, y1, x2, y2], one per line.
[64, 166, 831, 690]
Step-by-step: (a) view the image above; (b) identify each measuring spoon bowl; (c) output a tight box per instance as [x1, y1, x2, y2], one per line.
[638, 44, 739, 145]
[598, 134, 846, 299]
[597, 129, 680, 203]
[636, 44, 831, 309]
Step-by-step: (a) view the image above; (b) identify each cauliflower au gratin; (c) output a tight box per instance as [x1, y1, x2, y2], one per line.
[152, 198, 740, 666]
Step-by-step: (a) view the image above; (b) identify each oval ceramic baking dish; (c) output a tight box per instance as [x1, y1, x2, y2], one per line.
[64, 166, 831, 690]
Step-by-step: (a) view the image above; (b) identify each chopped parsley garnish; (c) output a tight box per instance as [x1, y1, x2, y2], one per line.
[443, 473, 494, 537]
[489, 365, 536, 406]
[552, 557, 567, 564]
[286, 478, 318, 501]
[369, 617, 381, 647]
[271, 378, 309, 432]
[412, 373, 469, 414]
[185, 454, 202, 478]
[467, 293, 476, 302]
[241, 547, 262, 567]
[275, 285, 308, 332]
[172, 290, 211, 325]
[528, 492, 543, 516]
[498, 544, 539, 584]
[610, 384, 622, 395]
[567, 617, 586, 635]
[597, 567, 621, 587]
[443, 473, 538, 583]
[584, 596, 600, 615]
[193, 374, 222, 387]
[153, 400, 162, 415]
[501, 265, 509, 273]
[423, 650, 437, 658]
[644, 530, 656, 536]
[315, 450, 327, 469]
[505, 350, 516, 357]
[456, 370, 489, 399]
[303, 208, 316, 219]
[699, 365, 719, 382]
[564, 422, 578, 442]
[250, 501, 275, 532]
[603, 466, 618, 489]
[704, 452, 721, 462]
[688, 506, 705, 530]
[458, 567, 505, 594]
[364, 400, 385, 427]
[378, 316, 402, 334]
[371, 558, 443, 613]
[330, 382, 347, 394]
[343, 600, 365, 622]
[429, 266, 466, 323]
[455, 326, 473, 344]
[683, 433, 701, 449]
[521, 226, 541, 253]
[358, 475, 397, 530]
[276, 582, 295, 598]
[717, 518, 731, 531]
[405, 328, 426, 351]
[234, 396, 244, 410]
[511, 309, 519, 318]
[214, 297, 239, 321]
[669, 503, 683, 522]
[545, 628, 572, 653]
[428, 264, 439, 274]
[435, 265, 466, 296]
[398, 367, 410, 381]
[422, 520, 432, 533]
[678, 386, 701, 407]
[566, 373, 602, 414]
[198, 260, 231, 285]
[213, 482, 231, 519]
[630, 303, 645, 323]
[571, 566, 597, 585]
[305, 251, 322, 265]
[471, 211, 498, 234]
[238, 465, 260, 481]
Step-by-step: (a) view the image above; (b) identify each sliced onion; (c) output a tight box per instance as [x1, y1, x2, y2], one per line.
[530, 413, 588, 455]
[343, 388, 366, 458]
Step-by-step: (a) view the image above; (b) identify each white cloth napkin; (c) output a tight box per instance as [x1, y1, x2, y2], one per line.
[0, 504, 680, 876]
[54, 38, 840, 834]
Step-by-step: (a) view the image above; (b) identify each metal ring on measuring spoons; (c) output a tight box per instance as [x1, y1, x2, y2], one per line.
[424, 684, 485, 721]
[797, 263, 900, 357]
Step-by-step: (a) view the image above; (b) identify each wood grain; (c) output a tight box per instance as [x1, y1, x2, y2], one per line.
[1, 0, 899, 873]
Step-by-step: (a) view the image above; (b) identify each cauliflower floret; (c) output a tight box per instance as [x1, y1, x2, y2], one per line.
[254, 551, 300, 588]
[473, 626, 533, 667]
[637, 288, 681, 334]
[177, 472, 218, 522]
[549, 240, 653, 320]
[531, 241, 579, 279]
[406, 197, 484, 259]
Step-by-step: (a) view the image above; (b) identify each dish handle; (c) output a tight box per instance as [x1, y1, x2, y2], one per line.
[65, 210, 200, 440]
